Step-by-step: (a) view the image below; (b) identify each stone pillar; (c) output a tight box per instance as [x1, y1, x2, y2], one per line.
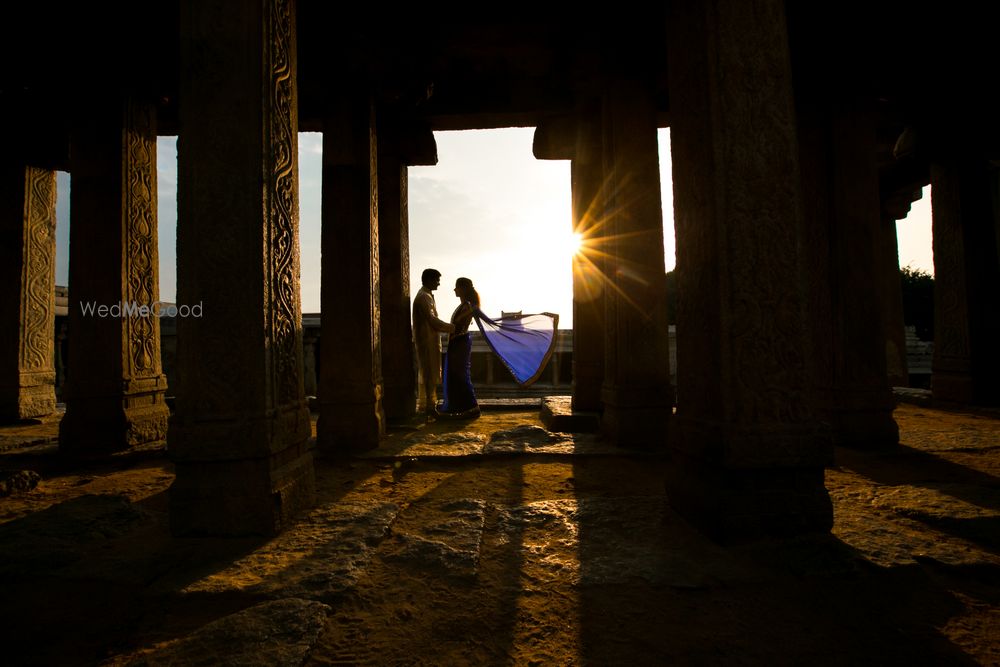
[170, 0, 315, 535]
[570, 111, 606, 412]
[59, 96, 169, 453]
[930, 158, 1000, 405]
[0, 165, 57, 421]
[316, 97, 385, 451]
[599, 80, 673, 446]
[798, 103, 898, 448]
[666, 0, 832, 540]
[879, 196, 914, 388]
[376, 113, 416, 421]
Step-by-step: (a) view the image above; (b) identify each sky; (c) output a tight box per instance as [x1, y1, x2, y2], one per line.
[54, 129, 935, 328]
[895, 185, 934, 272]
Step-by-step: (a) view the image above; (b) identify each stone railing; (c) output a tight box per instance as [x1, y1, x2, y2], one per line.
[904, 325, 933, 389]
[55, 314, 681, 400]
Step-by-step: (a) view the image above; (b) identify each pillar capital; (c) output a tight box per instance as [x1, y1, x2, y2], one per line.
[533, 115, 577, 161]
[399, 121, 438, 167]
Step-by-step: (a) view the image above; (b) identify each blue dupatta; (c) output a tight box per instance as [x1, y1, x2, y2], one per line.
[472, 309, 559, 386]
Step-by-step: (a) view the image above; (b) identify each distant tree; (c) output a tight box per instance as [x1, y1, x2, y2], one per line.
[900, 266, 934, 340]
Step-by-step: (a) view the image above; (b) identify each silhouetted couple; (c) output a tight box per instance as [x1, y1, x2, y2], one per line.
[412, 269, 481, 421]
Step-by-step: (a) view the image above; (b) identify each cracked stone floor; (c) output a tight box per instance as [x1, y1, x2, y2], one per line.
[1, 402, 999, 665]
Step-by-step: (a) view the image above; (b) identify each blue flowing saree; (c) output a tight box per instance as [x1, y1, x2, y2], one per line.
[441, 331, 478, 414]
[441, 308, 559, 416]
[473, 310, 560, 386]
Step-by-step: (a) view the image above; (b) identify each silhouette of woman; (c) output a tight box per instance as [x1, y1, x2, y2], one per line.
[439, 277, 481, 419]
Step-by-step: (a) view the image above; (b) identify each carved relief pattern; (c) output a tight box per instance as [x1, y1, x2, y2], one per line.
[400, 168, 409, 299]
[123, 98, 161, 379]
[20, 168, 57, 371]
[369, 116, 383, 383]
[265, 0, 303, 406]
[715, 0, 810, 426]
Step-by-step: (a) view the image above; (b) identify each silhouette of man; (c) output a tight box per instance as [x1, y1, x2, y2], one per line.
[413, 268, 454, 417]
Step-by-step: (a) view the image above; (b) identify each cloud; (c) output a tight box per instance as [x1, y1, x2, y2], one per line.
[299, 133, 323, 156]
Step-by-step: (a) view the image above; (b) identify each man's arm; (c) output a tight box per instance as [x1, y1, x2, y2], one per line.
[428, 312, 455, 333]
[414, 293, 454, 333]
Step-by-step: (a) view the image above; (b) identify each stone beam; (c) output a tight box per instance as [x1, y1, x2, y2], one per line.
[170, 0, 315, 535]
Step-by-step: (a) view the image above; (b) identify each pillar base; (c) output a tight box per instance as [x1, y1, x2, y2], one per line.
[571, 361, 603, 412]
[667, 417, 833, 542]
[816, 387, 899, 449]
[541, 396, 600, 433]
[381, 381, 416, 422]
[2, 371, 57, 421]
[168, 403, 314, 536]
[317, 398, 384, 452]
[170, 447, 316, 536]
[827, 409, 899, 449]
[600, 385, 671, 448]
[932, 370, 977, 405]
[59, 394, 169, 453]
[666, 458, 833, 543]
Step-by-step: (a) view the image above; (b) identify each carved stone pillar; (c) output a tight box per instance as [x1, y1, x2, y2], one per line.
[59, 97, 169, 453]
[599, 79, 673, 446]
[798, 103, 898, 448]
[666, 0, 832, 540]
[570, 111, 606, 412]
[0, 165, 57, 421]
[170, 0, 315, 535]
[931, 158, 1000, 405]
[376, 113, 416, 421]
[316, 98, 385, 451]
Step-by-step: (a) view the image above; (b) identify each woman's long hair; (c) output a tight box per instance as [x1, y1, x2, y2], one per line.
[456, 277, 481, 307]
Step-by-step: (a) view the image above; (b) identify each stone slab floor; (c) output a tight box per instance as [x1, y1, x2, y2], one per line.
[0, 403, 998, 666]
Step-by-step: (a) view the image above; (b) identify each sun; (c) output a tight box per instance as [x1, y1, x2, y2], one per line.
[567, 231, 584, 257]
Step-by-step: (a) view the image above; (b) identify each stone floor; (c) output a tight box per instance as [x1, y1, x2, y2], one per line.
[0, 403, 998, 665]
